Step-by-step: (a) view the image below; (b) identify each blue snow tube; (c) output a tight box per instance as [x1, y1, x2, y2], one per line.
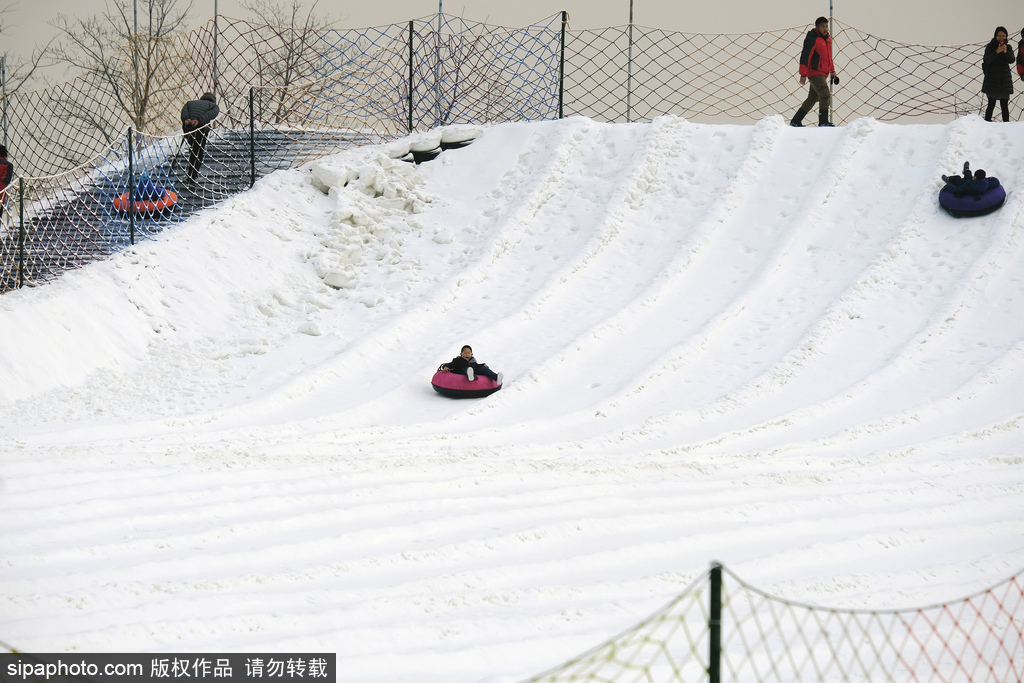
[939, 184, 1006, 218]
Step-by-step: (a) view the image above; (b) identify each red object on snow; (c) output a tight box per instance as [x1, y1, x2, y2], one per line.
[431, 370, 501, 398]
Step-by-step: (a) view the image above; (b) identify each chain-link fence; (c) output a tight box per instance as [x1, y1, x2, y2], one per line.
[3, 563, 1019, 681]
[2, 13, 1022, 293]
[560, 21, 1021, 125]
[523, 563, 1024, 683]
[0, 14, 564, 179]
[0, 13, 563, 293]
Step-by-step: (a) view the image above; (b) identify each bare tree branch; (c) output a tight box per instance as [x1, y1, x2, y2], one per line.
[49, 0, 195, 134]
[0, 3, 56, 93]
[242, 0, 341, 123]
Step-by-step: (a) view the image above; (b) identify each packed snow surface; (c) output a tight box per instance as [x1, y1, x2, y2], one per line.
[1, 115, 1023, 682]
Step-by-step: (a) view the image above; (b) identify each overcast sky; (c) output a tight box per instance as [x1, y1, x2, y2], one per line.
[1, 0, 1022, 81]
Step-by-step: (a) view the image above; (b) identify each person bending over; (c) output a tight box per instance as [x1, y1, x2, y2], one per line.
[180, 92, 220, 188]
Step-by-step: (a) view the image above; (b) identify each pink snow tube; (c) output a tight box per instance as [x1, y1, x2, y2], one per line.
[431, 370, 502, 398]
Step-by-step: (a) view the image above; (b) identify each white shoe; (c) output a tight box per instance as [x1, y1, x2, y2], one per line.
[496, 372, 503, 385]
[466, 367, 475, 381]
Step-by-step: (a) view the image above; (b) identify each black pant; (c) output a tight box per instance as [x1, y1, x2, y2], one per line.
[985, 96, 1010, 122]
[185, 127, 209, 182]
[465, 364, 498, 381]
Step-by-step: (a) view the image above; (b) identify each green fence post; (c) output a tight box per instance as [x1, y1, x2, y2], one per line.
[829, 3, 834, 126]
[16, 176, 24, 289]
[408, 20, 415, 133]
[709, 562, 722, 683]
[249, 87, 256, 188]
[559, 11, 566, 119]
[127, 128, 135, 246]
[626, 3, 633, 123]
[1, 55, 8, 149]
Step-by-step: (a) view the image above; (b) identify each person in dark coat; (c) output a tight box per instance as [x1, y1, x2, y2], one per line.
[1017, 28, 1024, 82]
[0, 145, 13, 214]
[790, 17, 840, 128]
[441, 345, 503, 384]
[180, 92, 220, 187]
[982, 27, 1015, 122]
[942, 162, 1001, 196]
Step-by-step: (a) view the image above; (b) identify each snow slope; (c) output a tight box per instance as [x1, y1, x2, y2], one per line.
[1, 114, 1023, 682]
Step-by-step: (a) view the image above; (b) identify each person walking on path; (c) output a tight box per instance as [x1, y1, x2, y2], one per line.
[790, 17, 840, 128]
[982, 27, 1015, 122]
[180, 92, 220, 188]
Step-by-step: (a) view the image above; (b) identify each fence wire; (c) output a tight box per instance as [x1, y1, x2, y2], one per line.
[562, 22, 1023, 125]
[522, 570, 713, 683]
[722, 567, 1024, 682]
[2, 14, 1023, 293]
[0, 13, 563, 293]
[1, 564, 1020, 682]
[522, 565, 1024, 683]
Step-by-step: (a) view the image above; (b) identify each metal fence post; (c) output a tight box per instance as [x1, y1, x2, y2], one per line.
[709, 562, 722, 683]
[127, 128, 135, 246]
[249, 87, 256, 188]
[213, 10, 220, 99]
[16, 176, 24, 288]
[432, 12, 441, 127]
[408, 20, 415, 133]
[626, 2, 633, 123]
[1, 54, 8, 149]
[829, 1, 834, 126]
[558, 11, 566, 119]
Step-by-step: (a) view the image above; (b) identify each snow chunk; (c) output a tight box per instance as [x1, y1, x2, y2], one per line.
[306, 151, 438, 294]
[411, 135, 442, 152]
[441, 125, 482, 145]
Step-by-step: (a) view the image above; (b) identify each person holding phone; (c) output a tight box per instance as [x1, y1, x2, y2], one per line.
[982, 26, 1015, 122]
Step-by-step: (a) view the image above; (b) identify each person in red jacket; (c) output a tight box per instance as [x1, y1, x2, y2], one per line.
[790, 17, 840, 128]
[0, 145, 14, 215]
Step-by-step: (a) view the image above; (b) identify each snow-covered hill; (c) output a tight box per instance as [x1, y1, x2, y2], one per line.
[1, 115, 1022, 682]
